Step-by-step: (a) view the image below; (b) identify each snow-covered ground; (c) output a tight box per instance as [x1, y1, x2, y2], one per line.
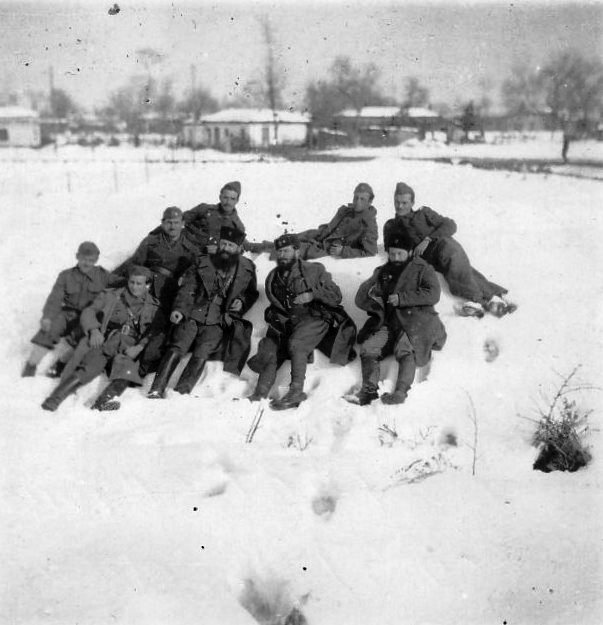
[2, 141, 602, 624]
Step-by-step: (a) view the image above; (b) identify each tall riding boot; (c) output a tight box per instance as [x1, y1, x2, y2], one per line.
[271, 353, 308, 410]
[382, 354, 416, 405]
[248, 363, 277, 402]
[174, 357, 206, 395]
[91, 379, 129, 411]
[41, 374, 82, 411]
[147, 350, 181, 399]
[359, 356, 381, 405]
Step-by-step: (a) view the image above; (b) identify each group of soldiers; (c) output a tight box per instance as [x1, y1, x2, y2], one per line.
[23, 180, 515, 412]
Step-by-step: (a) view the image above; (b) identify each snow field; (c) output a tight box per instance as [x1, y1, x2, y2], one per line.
[2, 145, 602, 624]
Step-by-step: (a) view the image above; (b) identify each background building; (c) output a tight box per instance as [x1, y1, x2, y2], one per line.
[0, 107, 41, 147]
[182, 108, 310, 150]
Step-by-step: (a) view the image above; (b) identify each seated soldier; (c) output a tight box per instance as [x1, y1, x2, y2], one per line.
[346, 234, 447, 406]
[110, 206, 199, 310]
[383, 182, 516, 318]
[247, 182, 378, 260]
[247, 233, 357, 410]
[182, 181, 246, 254]
[41, 266, 166, 412]
[147, 225, 258, 398]
[22, 241, 109, 378]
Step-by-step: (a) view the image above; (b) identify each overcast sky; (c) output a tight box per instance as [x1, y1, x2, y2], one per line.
[1, 0, 601, 112]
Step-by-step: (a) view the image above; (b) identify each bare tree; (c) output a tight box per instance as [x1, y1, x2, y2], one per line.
[402, 76, 430, 109]
[501, 61, 544, 116]
[305, 55, 391, 129]
[259, 15, 285, 142]
[540, 50, 603, 130]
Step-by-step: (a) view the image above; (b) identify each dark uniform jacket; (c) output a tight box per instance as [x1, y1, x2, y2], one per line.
[383, 206, 457, 251]
[258, 260, 356, 366]
[312, 204, 378, 258]
[183, 203, 246, 252]
[65, 287, 165, 384]
[173, 255, 259, 374]
[42, 265, 109, 319]
[111, 231, 199, 304]
[355, 257, 446, 367]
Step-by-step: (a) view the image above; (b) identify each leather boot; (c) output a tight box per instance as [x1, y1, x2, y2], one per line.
[41, 374, 82, 411]
[248, 363, 277, 402]
[174, 357, 206, 395]
[22, 362, 37, 377]
[381, 354, 416, 405]
[91, 379, 129, 411]
[270, 383, 307, 411]
[147, 350, 181, 399]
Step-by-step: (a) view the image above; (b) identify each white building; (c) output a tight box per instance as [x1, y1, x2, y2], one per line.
[0, 107, 41, 147]
[183, 108, 310, 150]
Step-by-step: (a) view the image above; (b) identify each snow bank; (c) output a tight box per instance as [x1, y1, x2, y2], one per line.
[2, 146, 602, 624]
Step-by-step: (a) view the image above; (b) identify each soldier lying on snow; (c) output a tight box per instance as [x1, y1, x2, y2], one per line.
[247, 233, 357, 410]
[22, 241, 109, 379]
[41, 265, 166, 412]
[345, 234, 447, 406]
[383, 182, 516, 318]
[147, 225, 258, 398]
[247, 182, 378, 260]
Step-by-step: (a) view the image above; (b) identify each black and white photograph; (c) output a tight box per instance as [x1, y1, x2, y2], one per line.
[2, 0, 602, 623]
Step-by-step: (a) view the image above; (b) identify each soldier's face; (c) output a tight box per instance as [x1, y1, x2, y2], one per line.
[76, 253, 99, 274]
[218, 239, 240, 256]
[276, 245, 298, 269]
[352, 191, 372, 212]
[219, 190, 239, 214]
[127, 275, 149, 298]
[161, 216, 184, 239]
[394, 193, 414, 216]
[388, 247, 410, 264]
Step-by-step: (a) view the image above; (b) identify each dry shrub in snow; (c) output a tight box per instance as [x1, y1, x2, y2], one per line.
[532, 397, 592, 473]
[239, 577, 308, 625]
[530, 366, 595, 473]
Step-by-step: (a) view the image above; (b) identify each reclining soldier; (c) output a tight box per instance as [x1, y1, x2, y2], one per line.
[41, 266, 166, 412]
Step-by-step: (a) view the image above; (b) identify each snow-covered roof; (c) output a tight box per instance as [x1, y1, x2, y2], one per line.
[199, 108, 310, 124]
[0, 106, 39, 120]
[404, 107, 439, 118]
[336, 106, 401, 118]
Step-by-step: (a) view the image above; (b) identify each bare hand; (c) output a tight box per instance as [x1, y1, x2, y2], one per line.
[89, 328, 104, 348]
[293, 291, 314, 305]
[328, 243, 343, 257]
[170, 310, 184, 324]
[40, 317, 52, 333]
[125, 344, 144, 359]
[229, 298, 243, 313]
[223, 313, 233, 327]
[413, 238, 431, 257]
[206, 244, 218, 255]
[387, 294, 400, 306]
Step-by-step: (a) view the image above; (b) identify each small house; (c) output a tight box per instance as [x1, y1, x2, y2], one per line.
[0, 107, 41, 147]
[183, 108, 310, 150]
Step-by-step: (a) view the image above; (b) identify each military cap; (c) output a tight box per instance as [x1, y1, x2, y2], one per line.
[220, 180, 241, 197]
[274, 233, 300, 250]
[219, 225, 246, 246]
[77, 241, 100, 256]
[162, 206, 183, 220]
[394, 182, 415, 202]
[354, 182, 374, 200]
[128, 265, 153, 280]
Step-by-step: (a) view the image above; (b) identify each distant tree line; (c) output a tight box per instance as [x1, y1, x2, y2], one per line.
[9, 47, 601, 136]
